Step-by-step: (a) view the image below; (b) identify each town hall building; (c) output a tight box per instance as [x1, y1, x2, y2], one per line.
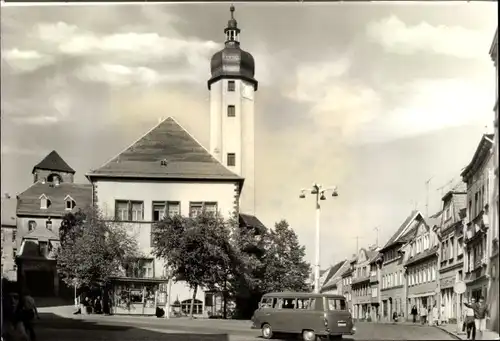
[85, 5, 265, 316]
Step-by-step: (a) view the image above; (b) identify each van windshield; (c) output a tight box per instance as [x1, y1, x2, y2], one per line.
[327, 298, 347, 311]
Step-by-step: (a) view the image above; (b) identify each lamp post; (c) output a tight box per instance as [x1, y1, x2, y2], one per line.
[300, 183, 339, 294]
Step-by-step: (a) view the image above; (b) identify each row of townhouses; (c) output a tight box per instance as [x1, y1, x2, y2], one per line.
[1, 6, 265, 317]
[319, 29, 498, 333]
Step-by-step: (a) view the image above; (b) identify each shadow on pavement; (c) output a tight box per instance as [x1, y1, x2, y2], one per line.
[36, 312, 231, 341]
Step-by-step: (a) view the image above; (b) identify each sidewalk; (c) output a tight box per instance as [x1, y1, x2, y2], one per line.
[436, 323, 500, 340]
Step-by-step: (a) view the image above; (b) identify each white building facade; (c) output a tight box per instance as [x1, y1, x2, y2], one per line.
[87, 117, 242, 316]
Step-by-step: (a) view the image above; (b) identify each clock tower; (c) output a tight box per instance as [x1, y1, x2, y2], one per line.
[208, 5, 258, 215]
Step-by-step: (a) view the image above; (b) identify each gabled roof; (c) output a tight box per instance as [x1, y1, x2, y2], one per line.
[380, 210, 421, 252]
[321, 260, 349, 292]
[239, 213, 267, 235]
[23, 224, 59, 242]
[17, 182, 92, 217]
[461, 134, 494, 181]
[86, 117, 242, 182]
[32, 150, 75, 174]
[1, 197, 17, 227]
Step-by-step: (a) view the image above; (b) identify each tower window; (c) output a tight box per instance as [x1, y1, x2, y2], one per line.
[227, 153, 236, 167]
[228, 81, 235, 92]
[227, 105, 236, 117]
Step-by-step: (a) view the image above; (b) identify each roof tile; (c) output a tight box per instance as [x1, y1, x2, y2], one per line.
[87, 117, 241, 181]
[17, 182, 92, 217]
[32, 150, 75, 174]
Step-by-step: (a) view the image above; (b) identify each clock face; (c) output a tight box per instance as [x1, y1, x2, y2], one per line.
[241, 83, 254, 100]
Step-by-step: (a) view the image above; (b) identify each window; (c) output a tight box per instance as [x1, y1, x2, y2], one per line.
[181, 299, 203, 315]
[296, 298, 312, 310]
[227, 153, 236, 167]
[457, 238, 464, 257]
[449, 237, 455, 259]
[28, 220, 36, 232]
[328, 298, 347, 311]
[46, 219, 52, 231]
[12, 230, 16, 243]
[278, 298, 296, 309]
[13, 249, 17, 259]
[167, 201, 180, 217]
[116, 201, 129, 221]
[399, 270, 403, 286]
[131, 202, 143, 221]
[260, 297, 274, 309]
[64, 195, 75, 210]
[227, 105, 236, 117]
[152, 202, 166, 222]
[40, 194, 49, 209]
[372, 287, 378, 298]
[115, 201, 144, 221]
[228, 80, 235, 92]
[39, 241, 48, 257]
[204, 202, 217, 215]
[189, 202, 203, 218]
[431, 265, 436, 281]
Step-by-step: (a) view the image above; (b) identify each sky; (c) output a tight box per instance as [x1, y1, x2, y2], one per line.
[1, 2, 498, 268]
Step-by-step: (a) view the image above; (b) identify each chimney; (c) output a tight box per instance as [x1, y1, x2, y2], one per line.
[41, 178, 46, 184]
[54, 178, 60, 186]
[4, 193, 10, 199]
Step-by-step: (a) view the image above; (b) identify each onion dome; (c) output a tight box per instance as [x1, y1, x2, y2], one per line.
[208, 5, 258, 91]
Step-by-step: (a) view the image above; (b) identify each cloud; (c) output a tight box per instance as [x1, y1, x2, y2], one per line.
[285, 58, 382, 141]
[1, 145, 45, 156]
[2, 48, 55, 72]
[33, 22, 220, 85]
[76, 63, 161, 86]
[367, 15, 491, 60]
[357, 78, 493, 144]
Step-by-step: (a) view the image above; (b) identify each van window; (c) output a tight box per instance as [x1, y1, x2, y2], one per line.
[276, 298, 296, 309]
[327, 298, 347, 311]
[260, 297, 274, 308]
[297, 299, 309, 309]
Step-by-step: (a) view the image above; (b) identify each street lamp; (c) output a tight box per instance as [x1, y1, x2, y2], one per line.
[299, 183, 339, 294]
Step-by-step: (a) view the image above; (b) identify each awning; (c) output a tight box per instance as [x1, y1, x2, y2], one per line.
[408, 291, 436, 299]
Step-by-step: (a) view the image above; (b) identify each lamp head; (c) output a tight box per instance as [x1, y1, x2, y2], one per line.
[299, 193, 306, 199]
[320, 194, 326, 201]
[332, 188, 339, 197]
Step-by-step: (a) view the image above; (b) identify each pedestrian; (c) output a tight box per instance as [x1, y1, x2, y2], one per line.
[20, 290, 39, 341]
[392, 311, 398, 323]
[420, 304, 428, 325]
[465, 296, 489, 340]
[432, 303, 439, 326]
[94, 296, 102, 314]
[411, 305, 418, 323]
[440, 304, 446, 325]
[464, 299, 476, 340]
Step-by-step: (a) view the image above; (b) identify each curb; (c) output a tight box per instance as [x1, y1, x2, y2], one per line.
[434, 325, 462, 340]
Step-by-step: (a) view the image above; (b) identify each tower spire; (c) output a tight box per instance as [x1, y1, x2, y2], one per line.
[225, 4, 240, 45]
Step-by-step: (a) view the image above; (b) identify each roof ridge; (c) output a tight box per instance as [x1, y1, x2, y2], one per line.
[171, 117, 239, 178]
[90, 117, 172, 173]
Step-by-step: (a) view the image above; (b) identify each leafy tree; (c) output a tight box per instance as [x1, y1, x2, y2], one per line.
[57, 207, 140, 290]
[263, 220, 311, 292]
[152, 211, 238, 318]
[230, 219, 311, 318]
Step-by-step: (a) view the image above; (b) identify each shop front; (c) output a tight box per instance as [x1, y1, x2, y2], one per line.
[110, 277, 168, 315]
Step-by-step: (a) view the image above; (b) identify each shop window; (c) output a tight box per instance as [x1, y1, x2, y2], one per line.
[181, 299, 203, 315]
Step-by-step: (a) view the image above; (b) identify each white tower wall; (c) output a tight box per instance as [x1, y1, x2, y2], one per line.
[209, 79, 255, 215]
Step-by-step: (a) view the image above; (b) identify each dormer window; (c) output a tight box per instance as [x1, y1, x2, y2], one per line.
[39, 194, 50, 209]
[160, 159, 168, 167]
[64, 195, 75, 210]
[46, 218, 52, 231]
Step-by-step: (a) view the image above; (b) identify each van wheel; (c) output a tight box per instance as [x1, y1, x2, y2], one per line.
[261, 323, 273, 339]
[302, 330, 316, 341]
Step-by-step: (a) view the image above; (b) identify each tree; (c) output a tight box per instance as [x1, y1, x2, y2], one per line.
[263, 220, 311, 292]
[230, 219, 311, 318]
[57, 207, 140, 290]
[152, 211, 238, 318]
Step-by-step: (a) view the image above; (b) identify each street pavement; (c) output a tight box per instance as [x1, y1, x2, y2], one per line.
[35, 312, 459, 341]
